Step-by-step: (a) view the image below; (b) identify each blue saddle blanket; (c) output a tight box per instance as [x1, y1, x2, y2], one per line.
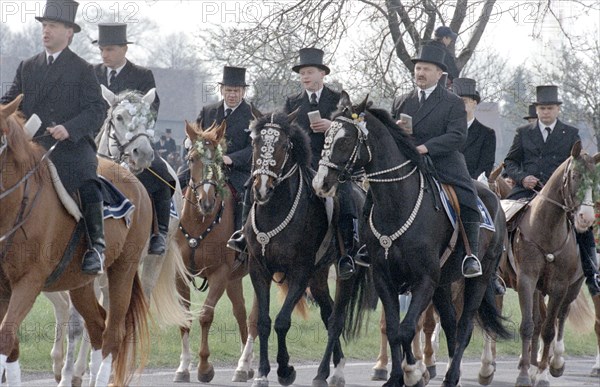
[437, 183, 495, 232]
[99, 175, 135, 226]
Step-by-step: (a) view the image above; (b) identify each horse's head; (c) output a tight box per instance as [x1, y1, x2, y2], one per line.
[184, 120, 228, 216]
[101, 86, 156, 174]
[250, 106, 310, 205]
[313, 90, 371, 197]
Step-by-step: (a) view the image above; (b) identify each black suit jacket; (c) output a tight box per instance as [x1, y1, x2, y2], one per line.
[94, 60, 160, 114]
[1, 48, 106, 193]
[463, 119, 496, 179]
[504, 120, 580, 199]
[284, 86, 341, 170]
[391, 85, 477, 210]
[195, 100, 252, 196]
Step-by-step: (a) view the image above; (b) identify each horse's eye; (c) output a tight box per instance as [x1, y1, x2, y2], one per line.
[116, 115, 124, 122]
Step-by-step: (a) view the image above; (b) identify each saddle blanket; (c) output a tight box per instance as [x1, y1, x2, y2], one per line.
[99, 175, 135, 226]
[170, 200, 179, 219]
[437, 183, 496, 232]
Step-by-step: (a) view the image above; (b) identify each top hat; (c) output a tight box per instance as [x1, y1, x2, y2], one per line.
[533, 85, 562, 105]
[412, 44, 447, 72]
[219, 66, 248, 87]
[35, 0, 81, 33]
[523, 104, 538, 120]
[292, 48, 330, 75]
[92, 23, 133, 46]
[453, 78, 481, 103]
[434, 26, 458, 40]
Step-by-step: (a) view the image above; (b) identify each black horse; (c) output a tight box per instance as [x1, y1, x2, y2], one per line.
[246, 109, 368, 387]
[312, 92, 510, 387]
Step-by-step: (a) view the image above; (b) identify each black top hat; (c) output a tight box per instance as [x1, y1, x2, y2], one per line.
[92, 23, 133, 46]
[412, 44, 447, 72]
[35, 0, 81, 33]
[292, 48, 330, 75]
[219, 66, 248, 87]
[453, 78, 481, 103]
[533, 85, 562, 105]
[523, 104, 538, 120]
[434, 26, 458, 40]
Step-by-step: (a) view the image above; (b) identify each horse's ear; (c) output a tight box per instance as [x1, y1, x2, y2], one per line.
[338, 90, 352, 110]
[571, 140, 582, 158]
[142, 88, 157, 106]
[100, 85, 117, 106]
[287, 108, 300, 123]
[184, 120, 198, 142]
[215, 120, 227, 142]
[356, 94, 370, 114]
[0, 94, 23, 120]
[251, 102, 263, 120]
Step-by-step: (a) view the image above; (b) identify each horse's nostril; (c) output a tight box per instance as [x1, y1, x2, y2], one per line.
[132, 148, 139, 156]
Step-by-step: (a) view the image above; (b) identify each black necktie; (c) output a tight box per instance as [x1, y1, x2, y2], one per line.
[310, 93, 318, 106]
[47, 55, 54, 66]
[419, 90, 426, 107]
[225, 108, 233, 118]
[544, 127, 551, 142]
[109, 69, 117, 86]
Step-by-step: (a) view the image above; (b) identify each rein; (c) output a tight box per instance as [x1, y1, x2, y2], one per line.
[103, 119, 153, 163]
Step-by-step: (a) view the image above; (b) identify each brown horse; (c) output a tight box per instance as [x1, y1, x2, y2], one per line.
[173, 121, 258, 383]
[513, 142, 597, 386]
[0, 97, 152, 386]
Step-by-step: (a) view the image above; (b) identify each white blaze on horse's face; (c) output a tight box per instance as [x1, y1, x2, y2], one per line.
[313, 122, 349, 197]
[575, 187, 595, 232]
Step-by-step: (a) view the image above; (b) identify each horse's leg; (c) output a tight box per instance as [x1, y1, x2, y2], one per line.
[234, 293, 258, 383]
[196, 270, 227, 383]
[532, 291, 545, 368]
[5, 339, 20, 387]
[71, 319, 89, 387]
[57, 304, 85, 387]
[422, 304, 438, 380]
[371, 308, 389, 381]
[272, 272, 311, 387]
[516, 275, 536, 387]
[533, 292, 563, 387]
[479, 294, 503, 386]
[549, 292, 573, 378]
[431, 285, 457, 371]
[44, 291, 70, 383]
[592, 295, 600, 376]
[250, 269, 272, 387]
[174, 275, 192, 383]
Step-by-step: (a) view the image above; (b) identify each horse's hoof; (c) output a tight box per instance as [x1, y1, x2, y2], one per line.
[329, 374, 345, 387]
[590, 367, 600, 377]
[72, 376, 83, 387]
[249, 368, 255, 379]
[252, 377, 269, 387]
[422, 368, 430, 385]
[427, 364, 437, 379]
[549, 363, 565, 378]
[311, 378, 328, 387]
[54, 374, 61, 383]
[516, 374, 532, 387]
[478, 372, 494, 386]
[173, 370, 190, 383]
[371, 368, 388, 381]
[198, 365, 215, 383]
[533, 379, 550, 387]
[232, 370, 251, 382]
[277, 368, 296, 386]
[407, 378, 425, 387]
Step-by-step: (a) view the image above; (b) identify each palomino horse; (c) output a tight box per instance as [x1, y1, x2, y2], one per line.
[173, 121, 257, 384]
[0, 97, 151, 387]
[247, 110, 352, 387]
[510, 142, 597, 387]
[46, 87, 189, 386]
[313, 92, 510, 387]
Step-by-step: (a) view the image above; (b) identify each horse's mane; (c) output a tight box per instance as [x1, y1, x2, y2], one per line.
[251, 112, 312, 169]
[5, 113, 47, 173]
[366, 107, 423, 169]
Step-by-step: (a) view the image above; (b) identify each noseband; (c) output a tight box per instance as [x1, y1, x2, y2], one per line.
[105, 118, 154, 163]
[185, 141, 225, 207]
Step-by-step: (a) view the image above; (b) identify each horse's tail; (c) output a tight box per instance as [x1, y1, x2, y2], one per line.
[343, 265, 378, 341]
[476, 281, 512, 340]
[567, 288, 594, 333]
[148, 239, 193, 328]
[274, 272, 310, 320]
[113, 274, 150, 387]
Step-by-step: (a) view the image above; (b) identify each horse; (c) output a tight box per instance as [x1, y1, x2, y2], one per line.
[246, 109, 357, 387]
[509, 142, 598, 386]
[172, 120, 258, 384]
[45, 86, 190, 386]
[0, 96, 151, 387]
[312, 91, 511, 387]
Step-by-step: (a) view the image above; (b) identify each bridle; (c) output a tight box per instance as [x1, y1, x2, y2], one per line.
[104, 115, 154, 164]
[185, 139, 226, 209]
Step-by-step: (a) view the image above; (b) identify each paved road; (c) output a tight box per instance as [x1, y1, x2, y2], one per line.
[23, 358, 600, 386]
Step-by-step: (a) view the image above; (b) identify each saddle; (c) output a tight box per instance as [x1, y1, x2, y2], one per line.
[501, 199, 530, 232]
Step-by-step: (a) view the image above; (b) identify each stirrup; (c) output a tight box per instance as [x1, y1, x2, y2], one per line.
[462, 254, 482, 278]
[354, 245, 370, 267]
[338, 255, 356, 281]
[81, 248, 104, 275]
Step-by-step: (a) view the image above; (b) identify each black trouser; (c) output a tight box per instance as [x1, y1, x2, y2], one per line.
[78, 180, 102, 203]
[337, 181, 357, 254]
[576, 227, 598, 281]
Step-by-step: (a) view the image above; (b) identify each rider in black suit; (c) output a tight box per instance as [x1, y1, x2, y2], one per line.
[504, 85, 600, 296]
[1, 0, 106, 275]
[93, 22, 174, 255]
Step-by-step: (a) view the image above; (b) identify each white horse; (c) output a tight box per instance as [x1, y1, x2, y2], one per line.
[44, 86, 190, 386]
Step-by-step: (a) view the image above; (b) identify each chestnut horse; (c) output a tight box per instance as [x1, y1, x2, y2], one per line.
[173, 121, 258, 384]
[0, 97, 152, 386]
